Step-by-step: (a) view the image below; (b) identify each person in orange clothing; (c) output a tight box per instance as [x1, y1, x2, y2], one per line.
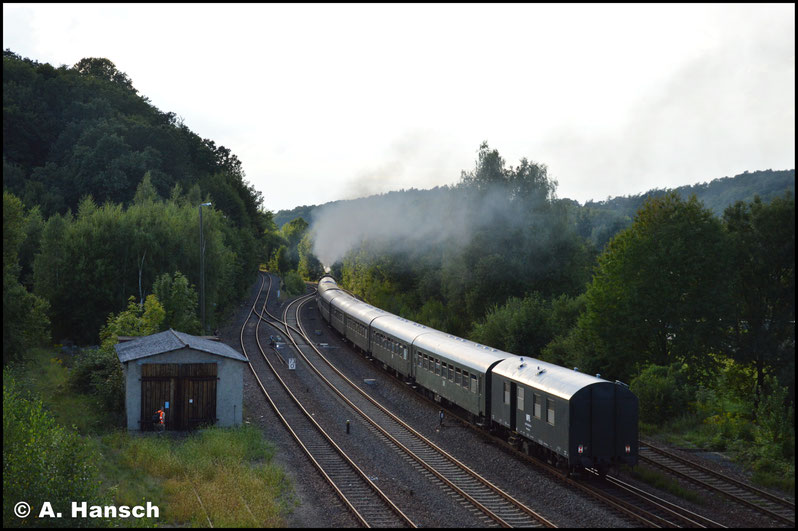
[154, 407, 165, 433]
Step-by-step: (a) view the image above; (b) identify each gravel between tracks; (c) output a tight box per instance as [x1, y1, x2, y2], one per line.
[218, 275, 794, 528]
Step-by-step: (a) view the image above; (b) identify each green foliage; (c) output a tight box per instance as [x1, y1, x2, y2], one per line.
[297, 232, 324, 281]
[267, 245, 290, 276]
[576, 193, 732, 384]
[4, 371, 107, 527]
[648, 365, 794, 494]
[3, 192, 50, 364]
[630, 364, 692, 425]
[753, 376, 795, 461]
[723, 193, 795, 404]
[32, 194, 247, 344]
[282, 270, 306, 297]
[273, 205, 317, 229]
[100, 295, 165, 343]
[470, 293, 584, 359]
[71, 294, 165, 416]
[153, 271, 201, 334]
[69, 347, 126, 416]
[132, 171, 160, 205]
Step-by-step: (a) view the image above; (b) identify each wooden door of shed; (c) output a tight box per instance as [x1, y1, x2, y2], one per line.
[179, 363, 217, 429]
[141, 363, 217, 430]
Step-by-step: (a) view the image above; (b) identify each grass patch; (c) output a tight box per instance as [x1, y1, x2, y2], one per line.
[101, 427, 295, 527]
[629, 464, 705, 505]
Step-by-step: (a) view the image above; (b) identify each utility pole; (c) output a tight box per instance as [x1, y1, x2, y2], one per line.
[199, 202, 212, 334]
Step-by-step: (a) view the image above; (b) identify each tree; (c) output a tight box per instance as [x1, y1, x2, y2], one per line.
[575, 192, 733, 383]
[133, 171, 160, 205]
[268, 245, 290, 275]
[73, 57, 135, 91]
[4, 372, 105, 527]
[723, 193, 795, 408]
[71, 294, 165, 413]
[297, 232, 324, 280]
[153, 271, 201, 334]
[3, 192, 50, 364]
[281, 217, 309, 270]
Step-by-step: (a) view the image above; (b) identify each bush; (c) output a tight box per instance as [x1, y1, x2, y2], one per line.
[630, 363, 691, 424]
[3, 371, 107, 527]
[754, 376, 795, 461]
[70, 347, 125, 415]
[282, 270, 306, 297]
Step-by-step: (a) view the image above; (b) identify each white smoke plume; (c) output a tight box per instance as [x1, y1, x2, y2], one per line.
[310, 183, 541, 268]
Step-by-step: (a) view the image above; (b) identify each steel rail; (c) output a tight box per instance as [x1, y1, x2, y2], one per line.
[265, 291, 556, 528]
[639, 440, 794, 526]
[240, 274, 415, 528]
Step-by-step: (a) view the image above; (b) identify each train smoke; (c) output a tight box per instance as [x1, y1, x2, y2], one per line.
[310, 184, 539, 268]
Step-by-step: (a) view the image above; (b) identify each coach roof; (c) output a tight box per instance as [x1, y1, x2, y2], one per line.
[115, 329, 247, 363]
[492, 357, 606, 400]
[414, 331, 510, 373]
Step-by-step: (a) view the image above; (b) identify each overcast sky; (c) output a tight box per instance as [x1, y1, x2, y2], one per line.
[3, 3, 795, 212]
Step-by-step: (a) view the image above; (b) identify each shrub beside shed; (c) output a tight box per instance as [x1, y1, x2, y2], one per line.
[115, 329, 247, 431]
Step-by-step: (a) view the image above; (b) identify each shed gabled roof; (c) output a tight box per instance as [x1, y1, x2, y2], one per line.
[114, 329, 247, 363]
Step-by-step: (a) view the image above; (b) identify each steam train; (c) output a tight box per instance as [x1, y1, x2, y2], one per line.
[316, 275, 638, 474]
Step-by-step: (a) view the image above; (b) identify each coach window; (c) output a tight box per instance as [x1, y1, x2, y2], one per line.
[517, 386, 524, 411]
[424, 354, 429, 371]
[504, 381, 510, 405]
[448, 365, 454, 381]
[547, 398, 555, 426]
[441, 362, 447, 378]
[455, 368, 461, 386]
[533, 394, 542, 419]
[462, 371, 469, 388]
[435, 359, 440, 375]
[417, 352, 422, 367]
[470, 374, 478, 393]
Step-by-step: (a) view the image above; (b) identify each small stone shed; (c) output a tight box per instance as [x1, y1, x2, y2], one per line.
[115, 329, 247, 431]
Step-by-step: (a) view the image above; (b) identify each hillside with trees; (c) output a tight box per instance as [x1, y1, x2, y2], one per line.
[3, 50, 281, 351]
[276, 169, 794, 252]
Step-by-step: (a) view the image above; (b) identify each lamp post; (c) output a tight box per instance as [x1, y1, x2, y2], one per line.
[199, 202, 212, 334]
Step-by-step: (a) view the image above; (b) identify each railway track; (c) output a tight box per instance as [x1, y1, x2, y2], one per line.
[639, 440, 795, 527]
[260, 285, 556, 528]
[486, 435, 726, 528]
[240, 274, 415, 528]
[582, 470, 725, 528]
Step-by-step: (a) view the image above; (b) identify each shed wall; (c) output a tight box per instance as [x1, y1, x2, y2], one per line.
[123, 348, 244, 431]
